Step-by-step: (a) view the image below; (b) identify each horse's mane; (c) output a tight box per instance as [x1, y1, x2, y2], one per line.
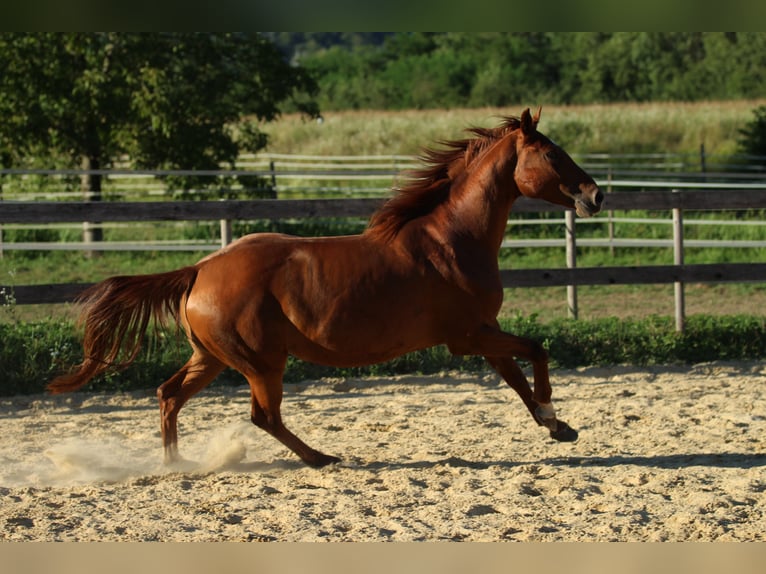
[365, 116, 522, 242]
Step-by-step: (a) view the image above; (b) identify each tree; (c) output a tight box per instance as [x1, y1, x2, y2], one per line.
[738, 106, 766, 160]
[0, 33, 319, 203]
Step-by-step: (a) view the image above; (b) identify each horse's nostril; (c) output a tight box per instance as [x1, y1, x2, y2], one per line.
[595, 190, 604, 205]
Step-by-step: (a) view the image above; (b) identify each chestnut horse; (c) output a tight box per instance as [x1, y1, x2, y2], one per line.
[49, 108, 602, 467]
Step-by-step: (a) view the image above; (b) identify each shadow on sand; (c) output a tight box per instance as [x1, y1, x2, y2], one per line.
[545, 452, 766, 470]
[351, 452, 766, 472]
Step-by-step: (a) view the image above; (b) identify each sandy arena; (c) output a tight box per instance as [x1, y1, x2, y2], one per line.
[1, 361, 764, 541]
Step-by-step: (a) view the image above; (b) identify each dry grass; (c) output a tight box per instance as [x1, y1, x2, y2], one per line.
[265, 99, 766, 156]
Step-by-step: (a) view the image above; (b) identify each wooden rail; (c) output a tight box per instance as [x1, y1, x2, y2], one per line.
[3, 150, 765, 202]
[3, 188, 766, 226]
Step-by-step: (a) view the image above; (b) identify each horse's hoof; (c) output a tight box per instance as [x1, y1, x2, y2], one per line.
[306, 453, 341, 468]
[550, 420, 578, 442]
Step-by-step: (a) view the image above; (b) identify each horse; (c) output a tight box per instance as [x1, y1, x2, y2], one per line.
[48, 108, 603, 468]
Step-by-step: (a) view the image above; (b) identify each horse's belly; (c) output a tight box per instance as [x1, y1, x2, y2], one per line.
[288, 334, 432, 368]
[285, 301, 442, 367]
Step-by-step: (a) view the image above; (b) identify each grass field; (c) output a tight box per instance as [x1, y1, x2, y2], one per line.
[2, 100, 766, 324]
[263, 99, 766, 156]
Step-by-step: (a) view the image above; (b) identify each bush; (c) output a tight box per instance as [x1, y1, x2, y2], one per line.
[1, 314, 764, 396]
[0, 319, 196, 396]
[738, 105, 766, 158]
[0, 320, 81, 396]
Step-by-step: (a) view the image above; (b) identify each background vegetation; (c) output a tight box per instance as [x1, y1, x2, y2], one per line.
[0, 33, 318, 198]
[266, 33, 766, 111]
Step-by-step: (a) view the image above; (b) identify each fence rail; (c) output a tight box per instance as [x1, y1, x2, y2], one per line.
[2, 150, 766, 201]
[3, 188, 766, 226]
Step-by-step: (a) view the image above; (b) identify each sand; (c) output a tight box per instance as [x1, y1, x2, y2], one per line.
[1, 361, 765, 542]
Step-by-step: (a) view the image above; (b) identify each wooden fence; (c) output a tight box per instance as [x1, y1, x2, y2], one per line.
[2, 150, 765, 202]
[3, 188, 766, 331]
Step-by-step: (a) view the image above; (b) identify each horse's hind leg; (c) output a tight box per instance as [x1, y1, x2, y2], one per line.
[157, 349, 225, 463]
[247, 368, 340, 468]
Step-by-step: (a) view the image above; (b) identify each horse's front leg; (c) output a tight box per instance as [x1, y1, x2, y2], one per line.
[485, 355, 577, 442]
[449, 323, 578, 442]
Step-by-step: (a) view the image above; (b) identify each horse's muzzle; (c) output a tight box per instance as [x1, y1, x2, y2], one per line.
[574, 184, 603, 217]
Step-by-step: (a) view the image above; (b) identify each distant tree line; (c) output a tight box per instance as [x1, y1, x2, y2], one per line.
[2, 32, 765, 181]
[266, 32, 766, 111]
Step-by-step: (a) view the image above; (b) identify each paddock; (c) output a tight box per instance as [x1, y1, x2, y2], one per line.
[1, 361, 764, 541]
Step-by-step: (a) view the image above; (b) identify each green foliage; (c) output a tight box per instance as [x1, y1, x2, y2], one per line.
[284, 32, 766, 110]
[738, 105, 766, 158]
[0, 317, 198, 396]
[0, 33, 319, 194]
[2, 313, 764, 396]
[0, 319, 81, 396]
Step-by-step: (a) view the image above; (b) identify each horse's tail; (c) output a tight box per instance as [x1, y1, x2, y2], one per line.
[47, 266, 199, 394]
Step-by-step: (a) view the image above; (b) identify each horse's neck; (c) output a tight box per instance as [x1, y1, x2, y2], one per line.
[443, 136, 519, 254]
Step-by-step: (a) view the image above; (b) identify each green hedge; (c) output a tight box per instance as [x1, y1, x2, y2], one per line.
[1, 314, 764, 396]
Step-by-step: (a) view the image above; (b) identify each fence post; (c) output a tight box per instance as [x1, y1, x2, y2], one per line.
[607, 168, 615, 257]
[672, 189, 685, 332]
[270, 160, 277, 196]
[0, 179, 3, 259]
[565, 209, 578, 320]
[81, 157, 103, 258]
[220, 218, 232, 249]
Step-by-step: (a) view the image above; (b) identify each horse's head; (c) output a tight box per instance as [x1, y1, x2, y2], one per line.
[513, 108, 602, 217]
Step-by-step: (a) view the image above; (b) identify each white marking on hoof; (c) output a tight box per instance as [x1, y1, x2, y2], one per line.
[535, 402, 558, 431]
[536, 402, 556, 420]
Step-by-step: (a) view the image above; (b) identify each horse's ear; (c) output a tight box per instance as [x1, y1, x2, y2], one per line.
[533, 106, 542, 124]
[520, 108, 537, 136]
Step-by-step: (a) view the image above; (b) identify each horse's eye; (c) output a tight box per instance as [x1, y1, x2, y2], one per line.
[545, 149, 559, 163]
